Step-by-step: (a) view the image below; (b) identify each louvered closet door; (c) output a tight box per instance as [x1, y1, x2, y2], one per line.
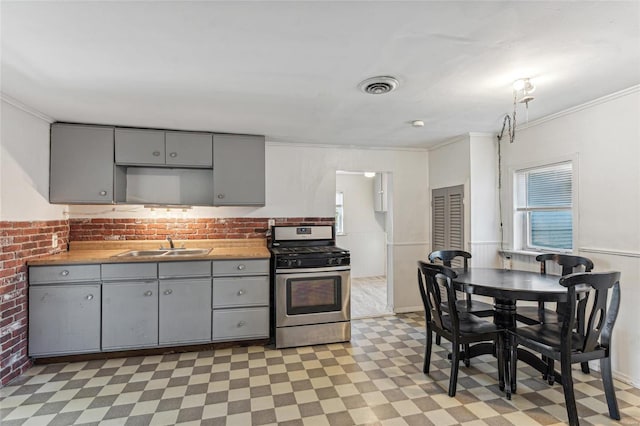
[432, 185, 465, 267]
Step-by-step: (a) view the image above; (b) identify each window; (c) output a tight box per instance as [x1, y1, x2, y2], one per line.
[514, 162, 573, 251]
[335, 192, 344, 234]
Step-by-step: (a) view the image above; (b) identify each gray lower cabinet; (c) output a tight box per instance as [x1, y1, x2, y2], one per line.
[213, 134, 265, 206]
[29, 284, 101, 356]
[102, 280, 159, 350]
[159, 278, 212, 345]
[212, 308, 269, 340]
[50, 124, 115, 204]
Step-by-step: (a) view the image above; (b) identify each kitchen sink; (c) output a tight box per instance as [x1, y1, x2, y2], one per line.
[114, 248, 211, 258]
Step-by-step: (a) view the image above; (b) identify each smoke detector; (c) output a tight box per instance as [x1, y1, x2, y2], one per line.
[358, 76, 399, 95]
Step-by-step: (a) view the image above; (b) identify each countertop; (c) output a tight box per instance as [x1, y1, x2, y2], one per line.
[28, 239, 271, 266]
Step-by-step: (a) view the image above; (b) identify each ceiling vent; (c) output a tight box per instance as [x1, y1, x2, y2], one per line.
[358, 76, 399, 95]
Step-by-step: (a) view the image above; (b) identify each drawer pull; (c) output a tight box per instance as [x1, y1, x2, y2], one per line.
[60, 270, 70, 276]
[164, 289, 173, 295]
[237, 264, 246, 270]
[237, 289, 245, 296]
[99, 190, 107, 196]
[237, 321, 246, 328]
[144, 291, 153, 297]
[152, 151, 161, 157]
[86, 294, 94, 300]
[217, 193, 225, 199]
[169, 152, 178, 158]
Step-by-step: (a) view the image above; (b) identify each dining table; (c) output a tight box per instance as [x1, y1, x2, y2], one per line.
[451, 267, 573, 399]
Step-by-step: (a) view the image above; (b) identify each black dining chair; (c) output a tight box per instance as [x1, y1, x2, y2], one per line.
[417, 261, 505, 396]
[516, 253, 594, 378]
[509, 271, 621, 426]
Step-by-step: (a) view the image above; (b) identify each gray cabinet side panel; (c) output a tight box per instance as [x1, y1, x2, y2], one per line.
[50, 124, 114, 203]
[29, 284, 101, 356]
[115, 128, 165, 165]
[165, 132, 213, 167]
[213, 134, 265, 205]
[159, 279, 212, 344]
[102, 281, 158, 350]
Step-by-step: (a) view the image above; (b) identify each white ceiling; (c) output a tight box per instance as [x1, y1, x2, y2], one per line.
[2, 1, 639, 148]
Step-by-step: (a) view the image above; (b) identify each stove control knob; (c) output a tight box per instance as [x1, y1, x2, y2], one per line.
[296, 259, 302, 266]
[327, 258, 335, 265]
[287, 259, 295, 267]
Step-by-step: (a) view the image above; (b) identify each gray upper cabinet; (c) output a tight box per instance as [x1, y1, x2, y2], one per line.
[165, 132, 212, 167]
[115, 128, 165, 165]
[50, 124, 114, 204]
[213, 134, 265, 206]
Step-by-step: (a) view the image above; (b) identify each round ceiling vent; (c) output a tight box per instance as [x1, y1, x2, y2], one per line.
[358, 76, 399, 95]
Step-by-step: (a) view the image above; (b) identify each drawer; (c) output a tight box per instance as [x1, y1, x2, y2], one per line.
[159, 261, 211, 278]
[212, 259, 269, 276]
[29, 265, 101, 284]
[102, 263, 157, 280]
[212, 276, 269, 308]
[212, 307, 269, 340]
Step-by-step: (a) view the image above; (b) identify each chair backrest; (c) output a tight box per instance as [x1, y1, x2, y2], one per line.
[417, 261, 459, 332]
[558, 271, 621, 353]
[536, 253, 594, 276]
[428, 250, 471, 271]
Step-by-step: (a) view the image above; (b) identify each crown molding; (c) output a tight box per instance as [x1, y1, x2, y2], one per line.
[517, 84, 640, 131]
[427, 134, 470, 151]
[266, 140, 429, 152]
[0, 93, 54, 123]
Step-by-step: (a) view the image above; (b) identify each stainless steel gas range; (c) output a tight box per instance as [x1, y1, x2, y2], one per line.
[270, 225, 351, 349]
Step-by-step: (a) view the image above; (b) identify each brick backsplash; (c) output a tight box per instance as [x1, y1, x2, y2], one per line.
[69, 217, 334, 241]
[0, 216, 334, 386]
[0, 220, 69, 386]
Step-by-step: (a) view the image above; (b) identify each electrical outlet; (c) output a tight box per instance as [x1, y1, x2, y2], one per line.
[503, 255, 512, 270]
[51, 233, 58, 248]
[268, 219, 275, 227]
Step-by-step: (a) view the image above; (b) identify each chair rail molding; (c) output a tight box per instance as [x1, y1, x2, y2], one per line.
[579, 247, 640, 258]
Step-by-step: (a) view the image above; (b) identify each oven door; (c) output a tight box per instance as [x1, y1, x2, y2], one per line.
[276, 266, 350, 327]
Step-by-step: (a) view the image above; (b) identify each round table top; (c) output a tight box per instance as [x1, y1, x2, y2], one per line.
[452, 267, 568, 302]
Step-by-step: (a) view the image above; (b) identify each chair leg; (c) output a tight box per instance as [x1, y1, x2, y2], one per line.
[436, 334, 442, 345]
[600, 357, 621, 420]
[496, 334, 505, 392]
[463, 343, 471, 367]
[424, 325, 433, 374]
[580, 361, 591, 374]
[508, 338, 518, 399]
[448, 342, 460, 397]
[560, 356, 579, 426]
[547, 358, 556, 385]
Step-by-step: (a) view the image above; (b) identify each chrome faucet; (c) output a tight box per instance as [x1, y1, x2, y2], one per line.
[166, 236, 174, 249]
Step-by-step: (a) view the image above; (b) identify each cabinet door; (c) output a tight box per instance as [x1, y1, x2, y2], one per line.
[115, 128, 165, 165]
[102, 281, 158, 350]
[213, 134, 265, 205]
[29, 284, 101, 356]
[165, 132, 212, 167]
[159, 279, 211, 345]
[50, 124, 114, 204]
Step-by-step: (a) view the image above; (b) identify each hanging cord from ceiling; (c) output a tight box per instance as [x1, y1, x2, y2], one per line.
[496, 91, 518, 252]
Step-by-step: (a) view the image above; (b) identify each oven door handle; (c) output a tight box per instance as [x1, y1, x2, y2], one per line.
[276, 266, 351, 274]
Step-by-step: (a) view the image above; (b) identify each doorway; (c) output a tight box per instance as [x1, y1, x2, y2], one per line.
[336, 171, 391, 318]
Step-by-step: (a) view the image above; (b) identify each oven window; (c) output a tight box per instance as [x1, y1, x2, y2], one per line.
[287, 276, 342, 315]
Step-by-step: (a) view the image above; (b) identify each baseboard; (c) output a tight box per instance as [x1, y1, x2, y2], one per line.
[393, 306, 423, 314]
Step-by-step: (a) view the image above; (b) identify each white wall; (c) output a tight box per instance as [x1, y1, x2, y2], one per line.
[336, 173, 386, 278]
[501, 87, 640, 386]
[0, 99, 66, 221]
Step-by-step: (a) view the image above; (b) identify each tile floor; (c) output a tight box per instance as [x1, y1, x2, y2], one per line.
[1, 313, 640, 425]
[351, 276, 390, 319]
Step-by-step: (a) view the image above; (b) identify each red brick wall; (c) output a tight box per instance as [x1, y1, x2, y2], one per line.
[0, 220, 69, 386]
[69, 217, 334, 240]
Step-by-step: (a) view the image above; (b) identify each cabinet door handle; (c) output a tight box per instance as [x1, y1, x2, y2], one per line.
[237, 321, 246, 328]
[99, 190, 107, 196]
[164, 289, 173, 295]
[237, 264, 246, 270]
[144, 291, 153, 296]
[169, 152, 177, 158]
[86, 294, 94, 300]
[237, 289, 245, 296]
[217, 193, 225, 199]
[60, 270, 69, 276]
[152, 151, 161, 157]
